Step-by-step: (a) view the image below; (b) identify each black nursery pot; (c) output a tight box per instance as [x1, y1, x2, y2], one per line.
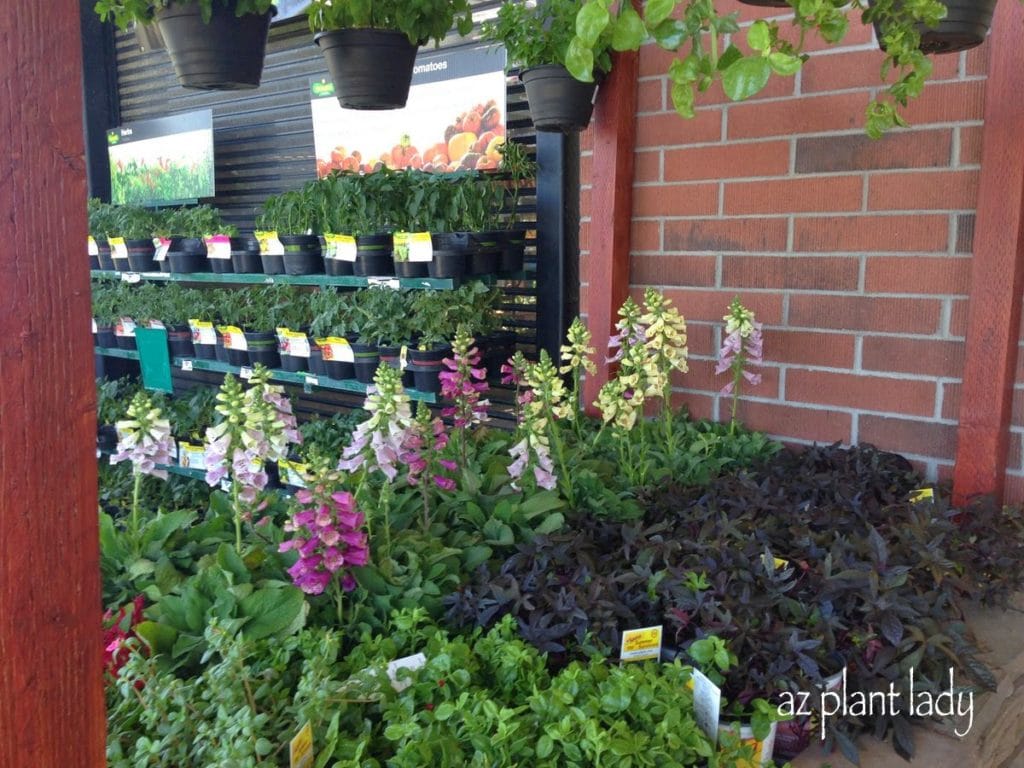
[872, 0, 997, 54]
[214, 332, 231, 363]
[308, 343, 328, 377]
[245, 330, 281, 368]
[520, 65, 599, 133]
[408, 344, 451, 366]
[314, 28, 418, 110]
[210, 248, 235, 274]
[115, 332, 137, 351]
[501, 233, 526, 274]
[168, 237, 209, 273]
[231, 235, 263, 273]
[410, 364, 444, 394]
[96, 239, 114, 271]
[353, 234, 395, 277]
[126, 239, 158, 272]
[393, 259, 428, 278]
[96, 325, 117, 349]
[155, 0, 275, 90]
[279, 352, 308, 373]
[167, 324, 195, 358]
[322, 235, 356, 276]
[351, 341, 380, 385]
[325, 358, 356, 381]
[97, 424, 118, 455]
[261, 253, 286, 275]
[280, 234, 324, 276]
[429, 232, 471, 279]
[111, 249, 131, 273]
[468, 230, 505, 276]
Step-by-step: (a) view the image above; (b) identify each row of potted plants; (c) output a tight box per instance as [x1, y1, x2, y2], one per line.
[93, 0, 1000, 137]
[88, 143, 535, 279]
[91, 280, 511, 394]
[96, 290, 1024, 765]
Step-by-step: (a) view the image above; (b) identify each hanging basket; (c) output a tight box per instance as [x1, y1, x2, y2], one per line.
[873, 0, 997, 55]
[735, 0, 790, 7]
[155, 0, 275, 90]
[314, 28, 418, 110]
[520, 65, 599, 133]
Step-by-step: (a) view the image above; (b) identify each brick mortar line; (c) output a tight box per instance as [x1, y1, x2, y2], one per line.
[631, 284, 973, 300]
[628, 207, 978, 216]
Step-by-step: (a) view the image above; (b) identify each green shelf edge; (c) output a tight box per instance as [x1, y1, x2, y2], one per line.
[171, 356, 437, 403]
[94, 346, 140, 360]
[90, 269, 533, 289]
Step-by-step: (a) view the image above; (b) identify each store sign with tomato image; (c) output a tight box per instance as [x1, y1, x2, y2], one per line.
[310, 44, 507, 178]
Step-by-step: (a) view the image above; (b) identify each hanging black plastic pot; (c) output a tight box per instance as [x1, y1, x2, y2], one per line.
[280, 234, 324, 276]
[168, 237, 209, 273]
[245, 330, 281, 368]
[126, 239, 158, 272]
[154, 0, 275, 90]
[520, 65, 599, 133]
[231, 235, 263, 273]
[735, 0, 789, 7]
[872, 0, 997, 54]
[313, 28, 418, 110]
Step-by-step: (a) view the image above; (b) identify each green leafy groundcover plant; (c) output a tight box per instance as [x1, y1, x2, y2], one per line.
[95, 0, 275, 29]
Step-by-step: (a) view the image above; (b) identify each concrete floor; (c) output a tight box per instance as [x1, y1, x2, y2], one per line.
[790, 597, 1024, 768]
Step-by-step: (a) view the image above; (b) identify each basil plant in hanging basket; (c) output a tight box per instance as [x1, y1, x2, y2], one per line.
[94, 0, 277, 90]
[306, 0, 474, 110]
[483, 0, 615, 133]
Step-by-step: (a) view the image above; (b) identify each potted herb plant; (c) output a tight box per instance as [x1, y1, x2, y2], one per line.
[483, 0, 611, 133]
[91, 283, 120, 349]
[161, 205, 226, 274]
[111, 206, 159, 272]
[408, 290, 452, 394]
[256, 185, 324, 276]
[306, 0, 473, 110]
[272, 285, 315, 374]
[88, 198, 116, 271]
[497, 141, 535, 274]
[351, 287, 411, 384]
[94, 0, 277, 90]
[158, 284, 199, 359]
[309, 290, 358, 380]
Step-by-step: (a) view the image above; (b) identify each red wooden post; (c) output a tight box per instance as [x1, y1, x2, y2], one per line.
[582, 45, 639, 414]
[0, 2, 106, 766]
[953, 0, 1024, 505]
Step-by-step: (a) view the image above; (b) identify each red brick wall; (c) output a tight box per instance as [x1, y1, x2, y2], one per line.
[578, 2, 1011, 493]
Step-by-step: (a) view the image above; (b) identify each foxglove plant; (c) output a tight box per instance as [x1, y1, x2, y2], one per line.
[110, 391, 175, 542]
[337, 363, 416, 556]
[204, 367, 301, 552]
[640, 288, 689, 452]
[501, 351, 532, 424]
[439, 327, 490, 464]
[280, 478, 369, 624]
[402, 402, 458, 530]
[559, 317, 596, 438]
[716, 298, 764, 434]
[508, 351, 570, 502]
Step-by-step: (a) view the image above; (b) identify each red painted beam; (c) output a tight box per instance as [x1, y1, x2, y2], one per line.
[0, 1, 106, 766]
[953, 0, 1024, 505]
[582, 43, 639, 414]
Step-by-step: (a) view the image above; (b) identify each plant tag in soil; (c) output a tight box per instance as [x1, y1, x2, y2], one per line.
[910, 487, 935, 503]
[204, 234, 232, 260]
[115, 317, 137, 337]
[282, 460, 309, 488]
[289, 722, 314, 768]
[181, 359, 193, 372]
[620, 625, 662, 663]
[88, 236, 98, 256]
[323, 337, 354, 363]
[277, 328, 311, 358]
[179, 442, 207, 471]
[367, 277, 400, 290]
[147, 320, 165, 329]
[153, 237, 171, 262]
[408, 232, 433, 262]
[399, 345, 409, 370]
[387, 653, 427, 692]
[109, 236, 128, 261]
[240, 366, 254, 380]
[687, 668, 722, 745]
[120, 272, 141, 284]
[256, 230, 285, 257]
[220, 326, 247, 351]
[325, 233, 358, 262]
[188, 320, 217, 346]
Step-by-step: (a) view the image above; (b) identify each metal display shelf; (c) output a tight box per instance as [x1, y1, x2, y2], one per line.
[94, 347, 438, 403]
[94, 346, 140, 360]
[89, 269, 532, 290]
[171, 356, 438, 403]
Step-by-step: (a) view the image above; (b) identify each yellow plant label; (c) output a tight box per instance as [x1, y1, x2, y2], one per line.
[408, 232, 433, 263]
[276, 328, 311, 358]
[322, 336, 354, 363]
[620, 625, 662, 662]
[109, 236, 128, 261]
[289, 722, 314, 768]
[256, 230, 285, 257]
[325, 233, 358, 262]
[204, 234, 232, 260]
[88, 236, 98, 256]
[219, 325, 247, 351]
[910, 487, 935, 503]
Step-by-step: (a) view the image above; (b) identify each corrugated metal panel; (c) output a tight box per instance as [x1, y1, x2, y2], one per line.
[112, 4, 543, 421]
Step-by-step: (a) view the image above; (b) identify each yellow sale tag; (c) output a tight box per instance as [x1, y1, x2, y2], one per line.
[620, 625, 662, 663]
[289, 722, 314, 768]
[256, 230, 284, 257]
[910, 487, 934, 503]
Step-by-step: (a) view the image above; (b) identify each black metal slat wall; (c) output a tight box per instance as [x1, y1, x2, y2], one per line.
[109, 4, 544, 423]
